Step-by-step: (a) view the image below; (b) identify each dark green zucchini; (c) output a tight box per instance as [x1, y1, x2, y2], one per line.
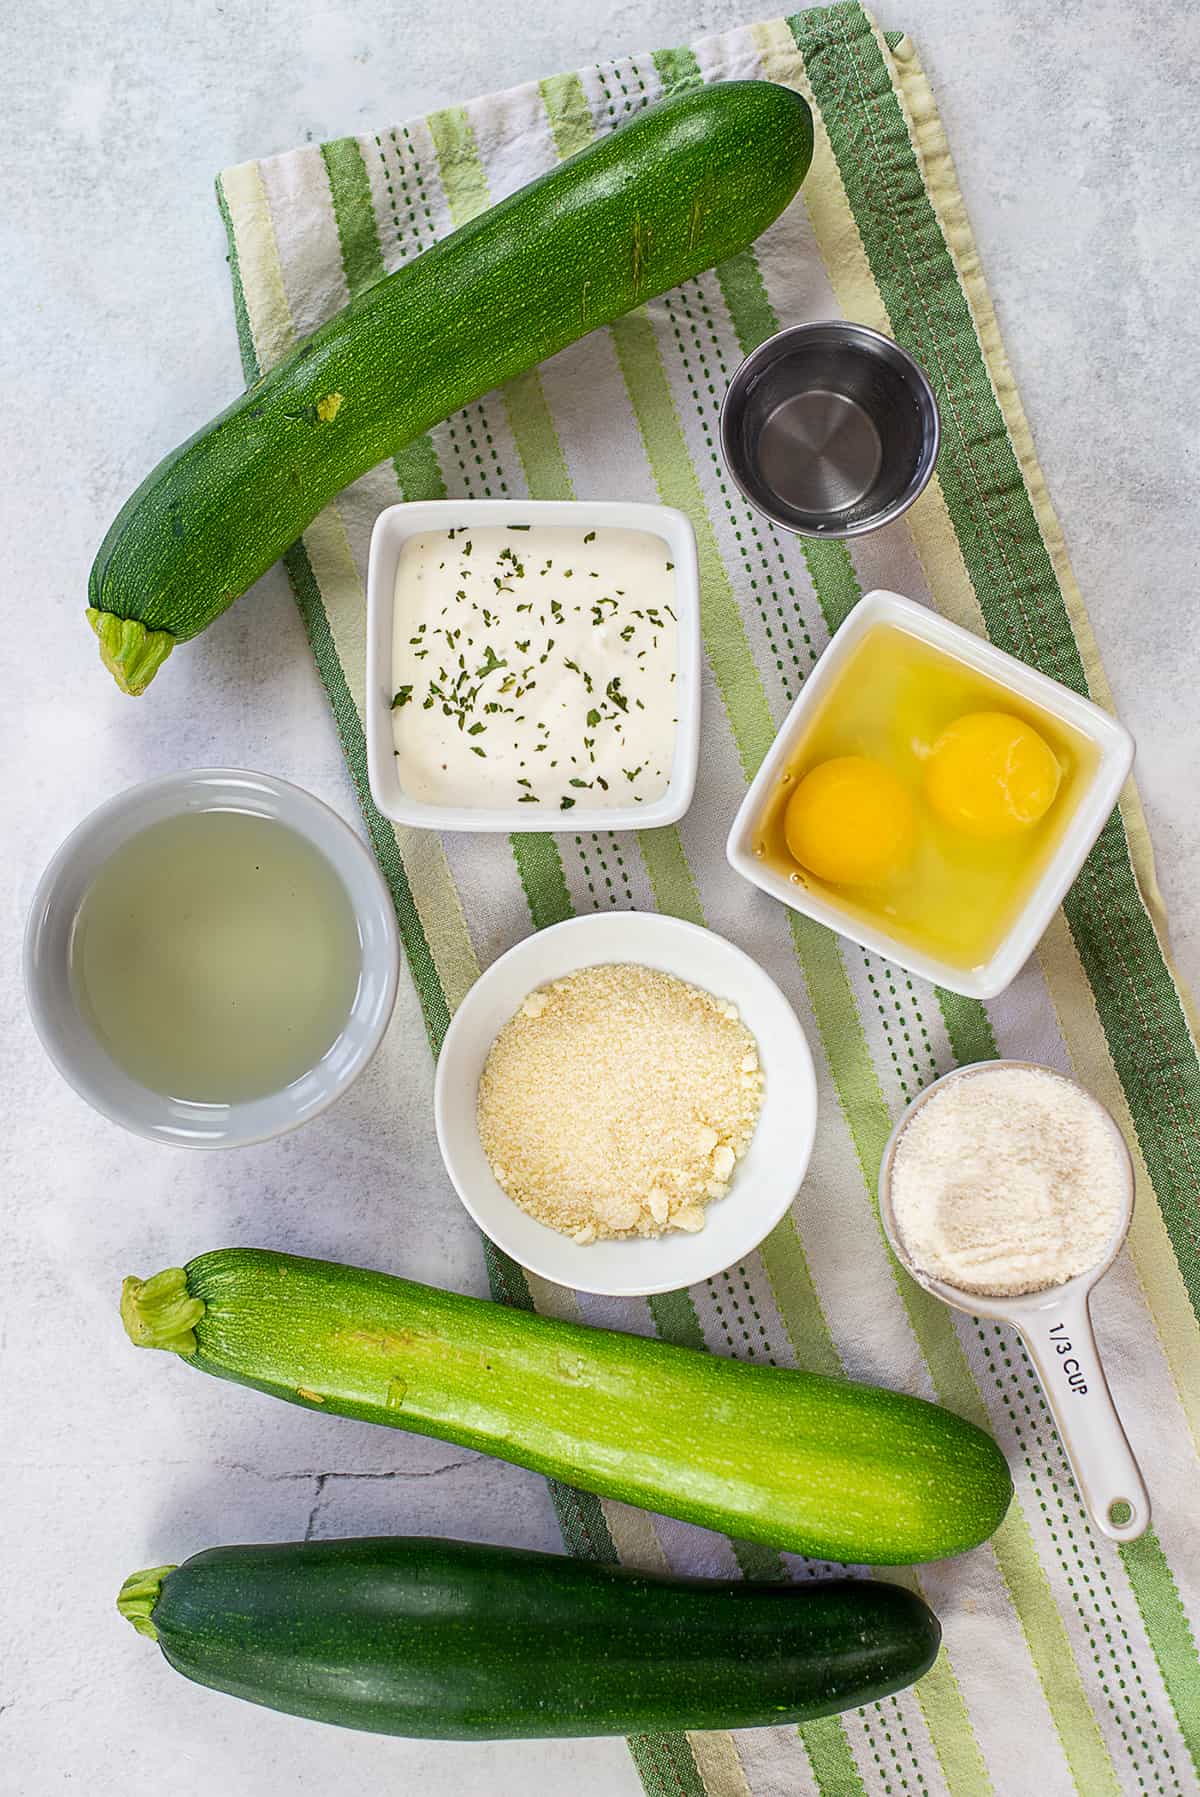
[121, 1250, 1012, 1564]
[87, 80, 813, 692]
[118, 1536, 941, 1738]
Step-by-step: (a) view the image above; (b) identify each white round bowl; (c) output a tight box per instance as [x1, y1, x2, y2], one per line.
[434, 912, 817, 1296]
[24, 769, 400, 1149]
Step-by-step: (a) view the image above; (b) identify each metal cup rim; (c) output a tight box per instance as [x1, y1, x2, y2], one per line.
[718, 319, 941, 539]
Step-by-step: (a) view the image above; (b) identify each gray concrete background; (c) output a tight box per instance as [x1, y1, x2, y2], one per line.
[4, 2, 1198, 1790]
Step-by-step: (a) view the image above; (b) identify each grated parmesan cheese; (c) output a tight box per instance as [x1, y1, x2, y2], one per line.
[476, 962, 764, 1242]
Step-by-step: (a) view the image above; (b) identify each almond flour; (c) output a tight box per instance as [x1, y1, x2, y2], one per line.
[890, 1065, 1126, 1296]
[476, 962, 764, 1242]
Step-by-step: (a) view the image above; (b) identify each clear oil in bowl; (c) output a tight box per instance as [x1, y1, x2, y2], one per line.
[69, 809, 362, 1104]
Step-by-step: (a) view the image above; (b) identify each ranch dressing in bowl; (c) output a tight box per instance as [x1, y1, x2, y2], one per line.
[390, 524, 678, 814]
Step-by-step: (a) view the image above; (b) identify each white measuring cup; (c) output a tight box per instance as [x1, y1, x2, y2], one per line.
[878, 1061, 1149, 1543]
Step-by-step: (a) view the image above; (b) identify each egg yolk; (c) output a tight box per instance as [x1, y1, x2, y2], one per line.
[784, 756, 915, 885]
[924, 711, 1061, 840]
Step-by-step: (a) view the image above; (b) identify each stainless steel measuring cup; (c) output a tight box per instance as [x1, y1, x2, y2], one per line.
[878, 1061, 1150, 1543]
[719, 320, 940, 537]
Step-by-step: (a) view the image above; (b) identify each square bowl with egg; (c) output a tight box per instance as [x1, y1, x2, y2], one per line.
[366, 500, 701, 831]
[727, 590, 1134, 1000]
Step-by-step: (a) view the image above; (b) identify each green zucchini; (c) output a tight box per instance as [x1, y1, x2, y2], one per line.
[87, 80, 813, 693]
[121, 1250, 1011, 1563]
[118, 1536, 940, 1738]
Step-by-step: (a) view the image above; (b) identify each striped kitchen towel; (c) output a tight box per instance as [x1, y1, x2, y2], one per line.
[216, 5, 1200, 1793]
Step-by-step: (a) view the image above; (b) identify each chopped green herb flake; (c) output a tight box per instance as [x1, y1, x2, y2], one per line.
[390, 685, 413, 709]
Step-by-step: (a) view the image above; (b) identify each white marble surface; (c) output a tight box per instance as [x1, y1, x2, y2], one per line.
[4, 2, 1198, 1790]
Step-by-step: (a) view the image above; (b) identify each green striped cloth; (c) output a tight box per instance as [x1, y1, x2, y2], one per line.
[216, 6, 1200, 1792]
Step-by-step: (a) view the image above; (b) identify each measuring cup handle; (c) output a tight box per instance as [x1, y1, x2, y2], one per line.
[1017, 1290, 1150, 1542]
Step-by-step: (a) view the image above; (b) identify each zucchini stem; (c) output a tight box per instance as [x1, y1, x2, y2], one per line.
[121, 1269, 205, 1356]
[86, 609, 175, 695]
[117, 1565, 177, 1640]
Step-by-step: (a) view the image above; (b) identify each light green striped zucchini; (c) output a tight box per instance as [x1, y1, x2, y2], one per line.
[122, 1248, 1013, 1563]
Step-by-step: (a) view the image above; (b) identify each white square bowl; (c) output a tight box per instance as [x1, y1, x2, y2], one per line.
[726, 590, 1135, 1000]
[365, 499, 701, 832]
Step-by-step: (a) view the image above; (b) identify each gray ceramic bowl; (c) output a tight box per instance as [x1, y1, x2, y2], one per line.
[24, 769, 400, 1148]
